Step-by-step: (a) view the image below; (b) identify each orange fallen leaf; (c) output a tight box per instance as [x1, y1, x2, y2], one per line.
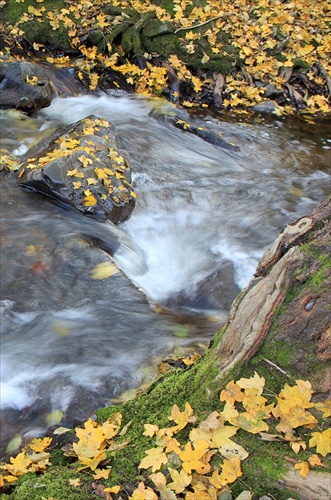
[294, 461, 309, 477]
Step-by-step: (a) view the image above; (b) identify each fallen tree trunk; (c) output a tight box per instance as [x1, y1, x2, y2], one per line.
[5, 197, 331, 499]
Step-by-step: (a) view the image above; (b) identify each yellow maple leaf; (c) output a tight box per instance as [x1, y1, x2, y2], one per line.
[94, 167, 109, 180]
[78, 155, 93, 168]
[130, 481, 158, 500]
[199, 411, 223, 432]
[175, 119, 191, 130]
[29, 437, 52, 453]
[90, 262, 119, 280]
[315, 400, 331, 418]
[220, 380, 244, 406]
[297, 44, 314, 56]
[83, 193, 97, 206]
[309, 429, 331, 457]
[86, 178, 97, 185]
[73, 181, 82, 189]
[149, 471, 167, 488]
[279, 380, 314, 409]
[221, 401, 240, 426]
[96, 13, 109, 29]
[90, 73, 99, 90]
[73, 419, 105, 459]
[26, 75, 38, 86]
[290, 439, 307, 454]
[8, 452, 31, 476]
[168, 402, 197, 432]
[189, 427, 214, 448]
[220, 457, 242, 485]
[143, 424, 159, 437]
[308, 454, 325, 467]
[101, 412, 122, 439]
[294, 461, 309, 477]
[69, 478, 82, 487]
[104, 485, 121, 494]
[67, 168, 79, 176]
[77, 449, 107, 471]
[237, 372, 265, 395]
[235, 412, 269, 434]
[178, 441, 211, 475]
[139, 447, 168, 473]
[93, 468, 111, 480]
[167, 467, 192, 494]
[211, 425, 239, 448]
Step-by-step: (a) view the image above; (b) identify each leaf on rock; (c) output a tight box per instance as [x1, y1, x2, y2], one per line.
[83, 193, 97, 206]
[308, 454, 325, 467]
[294, 461, 309, 477]
[91, 262, 119, 280]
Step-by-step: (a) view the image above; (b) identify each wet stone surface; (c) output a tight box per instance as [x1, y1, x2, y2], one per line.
[0, 59, 55, 113]
[19, 116, 136, 223]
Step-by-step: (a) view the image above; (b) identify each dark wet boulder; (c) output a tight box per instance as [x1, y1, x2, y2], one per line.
[0, 59, 55, 113]
[19, 116, 136, 223]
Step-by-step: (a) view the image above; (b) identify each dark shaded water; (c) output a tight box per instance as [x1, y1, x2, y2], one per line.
[1, 91, 330, 455]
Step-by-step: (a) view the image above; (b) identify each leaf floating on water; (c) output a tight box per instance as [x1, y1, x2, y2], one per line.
[53, 427, 72, 436]
[45, 410, 63, 427]
[91, 262, 119, 280]
[5, 435, 22, 455]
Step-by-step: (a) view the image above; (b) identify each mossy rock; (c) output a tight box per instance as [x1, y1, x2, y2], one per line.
[3, 0, 71, 48]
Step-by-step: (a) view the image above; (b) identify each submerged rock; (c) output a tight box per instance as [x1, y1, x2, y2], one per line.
[19, 116, 136, 223]
[0, 60, 55, 113]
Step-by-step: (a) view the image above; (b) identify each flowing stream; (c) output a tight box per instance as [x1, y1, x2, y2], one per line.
[1, 86, 330, 455]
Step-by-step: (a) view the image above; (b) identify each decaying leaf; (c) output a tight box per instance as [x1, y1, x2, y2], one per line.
[90, 262, 119, 280]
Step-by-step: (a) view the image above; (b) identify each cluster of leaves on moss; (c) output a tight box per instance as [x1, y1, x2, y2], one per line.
[1, 0, 330, 114]
[1, 372, 330, 498]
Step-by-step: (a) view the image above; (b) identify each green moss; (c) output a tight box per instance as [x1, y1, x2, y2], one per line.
[231, 435, 297, 499]
[1, 467, 95, 500]
[3, 0, 71, 47]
